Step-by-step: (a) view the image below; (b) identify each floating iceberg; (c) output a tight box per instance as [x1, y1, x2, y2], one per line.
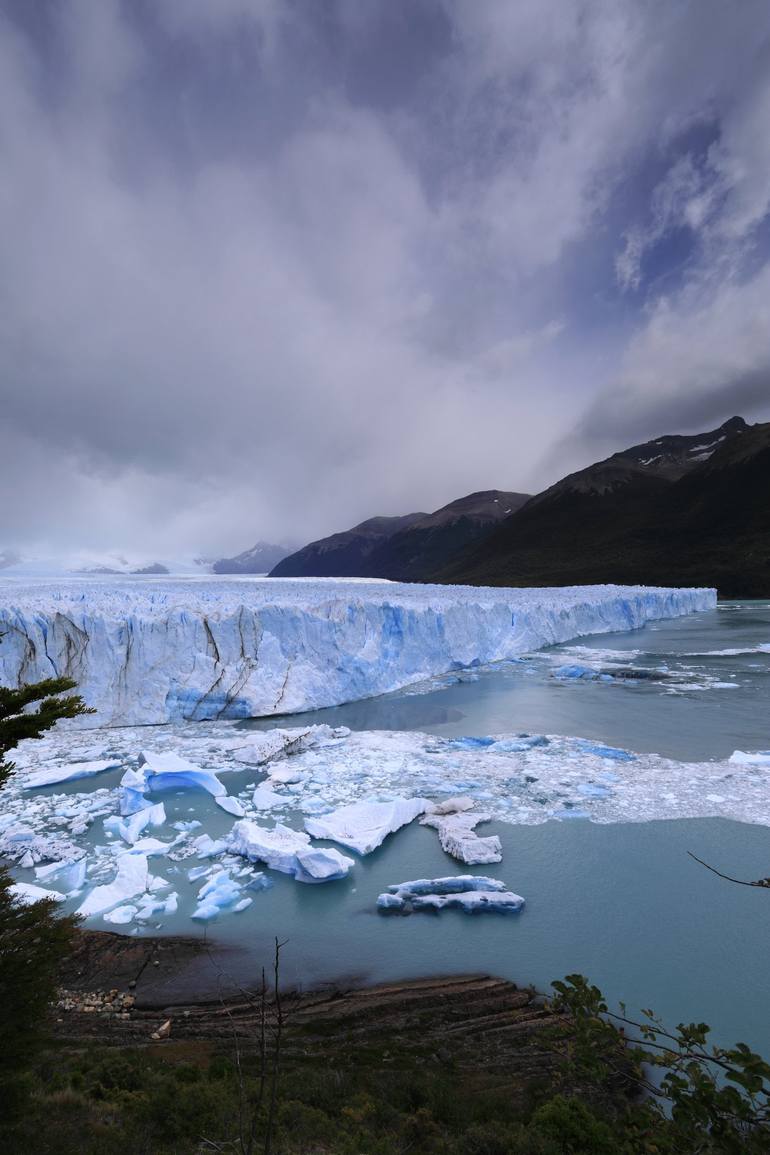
[192, 871, 252, 920]
[251, 785, 288, 810]
[0, 578, 715, 726]
[216, 795, 245, 817]
[116, 752, 234, 816]
[23, 758, 122, 789]
[35, 858, 87, 892]
[10, 881, 66, 905]
[138, 751, 226, 796]
[104, 801, 166, 844]
[76, 853, 149, 917]
[729, 750, 770, 765]
[231, 726, 342, 766]
[103, 904, 138, 925]
[421, 804, 502, 865]
[305, 797, 430, 855]
[378, 876, 524, 914]
[228, 819, 354, 882]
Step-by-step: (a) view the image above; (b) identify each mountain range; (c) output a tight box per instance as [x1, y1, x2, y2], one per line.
[437, 416, 770, 597]
[270, 491, 530, 582]
[258, 415, 769, 597]
[212, 541, 297, 575]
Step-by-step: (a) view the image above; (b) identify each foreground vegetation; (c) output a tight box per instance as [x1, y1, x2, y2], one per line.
[0, 678, 90, 1117]
[0, 972, 767, 1154]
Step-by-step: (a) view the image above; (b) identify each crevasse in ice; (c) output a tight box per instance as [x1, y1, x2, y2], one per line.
[0, 577, 715, 726]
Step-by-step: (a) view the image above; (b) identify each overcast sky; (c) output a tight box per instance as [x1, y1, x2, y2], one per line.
[2, 0, 770, 561]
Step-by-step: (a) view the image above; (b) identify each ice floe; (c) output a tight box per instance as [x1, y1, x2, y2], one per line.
[5, 714, 770, 929]
[10, 881, 66, 905]
[420, 804, 502, 865]
[305, 797, 431, 855]
[377, 876, 525, 914]
[228, 820, 354, 882]
[76, 853, 149, 918]
[24, 757, 122, 789]
[0, 577, 715, 725]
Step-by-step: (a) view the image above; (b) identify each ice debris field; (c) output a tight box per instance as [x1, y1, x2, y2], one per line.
[4, 718, 770, 930]
[0, 577, 715, 725]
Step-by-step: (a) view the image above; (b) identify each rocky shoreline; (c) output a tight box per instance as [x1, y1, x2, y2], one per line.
[51, 930, 567, 1083]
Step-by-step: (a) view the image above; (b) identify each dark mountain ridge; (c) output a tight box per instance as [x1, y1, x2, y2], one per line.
[437, 416, 770, 597]
[270, 491, 530, 580]
[269, 513, 427, 578]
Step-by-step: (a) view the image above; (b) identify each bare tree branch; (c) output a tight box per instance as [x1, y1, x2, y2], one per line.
[688, 851, 770, 889]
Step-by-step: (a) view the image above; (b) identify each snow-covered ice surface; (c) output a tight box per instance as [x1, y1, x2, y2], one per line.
[2, 716, 770, 928]
[0, 577, 714, 726]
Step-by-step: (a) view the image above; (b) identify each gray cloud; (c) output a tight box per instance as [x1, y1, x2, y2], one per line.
[1, 1, 770, 560]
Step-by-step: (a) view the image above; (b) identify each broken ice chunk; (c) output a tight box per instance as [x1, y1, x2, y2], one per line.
[103, 904, 138, 925]
[104, 801, 166, 845]
[294, 845, 356, 884]
[426, 796, 476, 816]
[251, 785, 288, 809]
[216, 795, 245, 818]
[377, 875, 524, 914]
[35, 858, 87, 893]
[267, 766, 305, 786]
[192, 870, 249, 920]
[76, 853, 149, 918]
[10, 882, 66, 905]
[420, 810, 502, 865]
[228, 820, 353, 882]
[24, 757, 122, 789]
[192, 834, 228, 859]
[304, 797, 430, 855]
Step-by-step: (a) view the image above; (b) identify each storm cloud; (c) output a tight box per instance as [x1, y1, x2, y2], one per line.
[1, 1, 769, 560]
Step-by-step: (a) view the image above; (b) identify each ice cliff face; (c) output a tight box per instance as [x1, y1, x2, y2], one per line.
[0, 577, 716, 726]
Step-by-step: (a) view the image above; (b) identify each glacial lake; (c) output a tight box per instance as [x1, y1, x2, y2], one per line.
[215, 600, 770, 1053]
[12, 599, 770, 1054]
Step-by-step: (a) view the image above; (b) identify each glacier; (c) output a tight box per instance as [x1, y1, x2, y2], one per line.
[0, 576, 715, 726]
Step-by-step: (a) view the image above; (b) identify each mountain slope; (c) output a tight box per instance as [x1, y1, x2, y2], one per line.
[269, 515, 427, 578]
[373, 490, 531, 582]
[213, 541, 297, 575]
[269, 491, 531, 580]
[438, 416, 770, 597]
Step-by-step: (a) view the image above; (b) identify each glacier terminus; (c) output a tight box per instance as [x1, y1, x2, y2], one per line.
[0, 576, 716, 727]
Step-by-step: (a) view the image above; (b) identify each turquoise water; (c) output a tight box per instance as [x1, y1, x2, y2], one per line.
[247, 600, 770, 760]
[184, 815, 770, 1056]
[21, 601, 770, 1053]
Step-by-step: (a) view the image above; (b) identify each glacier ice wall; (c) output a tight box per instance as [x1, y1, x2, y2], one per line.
[0, 577, 716, 726]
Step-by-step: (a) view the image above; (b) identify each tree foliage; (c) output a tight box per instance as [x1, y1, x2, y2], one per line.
[550, 974, 770, 1153]
[0, 676, 89, 1120]
[0, 676, 94, 789]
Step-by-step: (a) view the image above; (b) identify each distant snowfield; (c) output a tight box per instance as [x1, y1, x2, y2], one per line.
[0, 577, 715, 727]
